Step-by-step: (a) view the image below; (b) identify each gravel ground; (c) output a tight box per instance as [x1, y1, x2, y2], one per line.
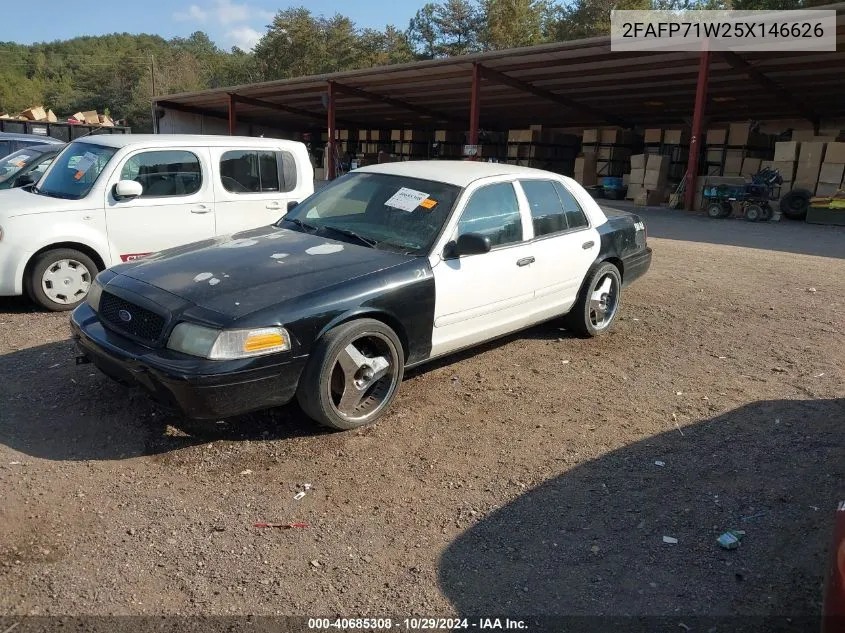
[1, 210, 844, 627]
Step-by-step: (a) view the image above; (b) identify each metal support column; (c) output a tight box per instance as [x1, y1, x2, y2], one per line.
[227, 93, 237, 136]
[468, 62, 481, 154]
[684, 43, 710, 211]
[327, 81, 337, 180]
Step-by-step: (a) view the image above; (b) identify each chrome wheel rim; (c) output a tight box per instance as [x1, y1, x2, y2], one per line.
[329, 332, 399, 423]
[41, 259, 91, 305]
[589, 274, 619, 330]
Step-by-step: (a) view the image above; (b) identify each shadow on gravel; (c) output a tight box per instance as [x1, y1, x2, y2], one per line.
[438, 397, 843, 630]
[0, 340, 326, 461]
[601, 201, 845, 260]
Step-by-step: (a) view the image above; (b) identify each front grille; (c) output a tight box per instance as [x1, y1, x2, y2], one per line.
[99, 292, 166, 343]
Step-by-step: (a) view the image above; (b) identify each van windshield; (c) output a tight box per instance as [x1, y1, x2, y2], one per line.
[35, 142, 117, 200]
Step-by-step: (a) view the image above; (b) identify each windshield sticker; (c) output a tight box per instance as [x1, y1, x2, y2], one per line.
[7, 154, 31, 167]
[71, 152, 99, 181]
[419, 198, 438, 210]
[384, 187, 430, 212]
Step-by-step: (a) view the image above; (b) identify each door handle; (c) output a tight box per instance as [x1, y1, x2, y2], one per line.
[190, 205, 212, 214]
[516, 256, 535, 267]
[582, 241, 595, 249]
[266, 202, 282, 210]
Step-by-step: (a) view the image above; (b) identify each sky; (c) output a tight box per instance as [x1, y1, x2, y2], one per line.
[0, 0, 421, 51]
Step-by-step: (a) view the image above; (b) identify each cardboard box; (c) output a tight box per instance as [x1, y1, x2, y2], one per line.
[574, 153, 598, 186]
[646, 154, 668, 171]
[622, 173, 630, 186]
[819, 163, 845, 184]
[99, 114, 114, 127]
[741, 157, 762, 176]
[724, 149, 744, 175]
[644, 129, 662, 144]
[728, 123, 752, 146]
[508, 129, 532, 143]
[646, 188, 667, 205]
[629, 168, 646, 184]
[796, 141, 826, 183]
[633, 192, 648, 206]
[626, 183, 644, 200]
[582, 129, 599, 144]
[815, 182, 843, 197]
[598, 146, 631, 161]
[707, 129, 727, 145]
[706, 148, 724, 164]
[772, 161, 796, 181]
[663, 129, 689, 145]
[600, 128, 635, 144]
[630, 154, 646, 169]
[21, 106, 47, 121]
[390, 129, 402, 141]
[774, 141, 800, 162]
[825, 142, 845, 163]
[46, 109, 58, 123]
[644, 166, 668, 188]
[793, 130, 836, 142]
[339, 129, 350, 141]
[435, 130, 461, 143]
[358, 129, 369, 141]
[369, 130, 382, 141]
[403, 130, 426, 142]
[81, 110, 99, 125]
[793, 180, 816, 192]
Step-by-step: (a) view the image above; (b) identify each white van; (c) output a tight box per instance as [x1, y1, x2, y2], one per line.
[0, 134, 314, 310]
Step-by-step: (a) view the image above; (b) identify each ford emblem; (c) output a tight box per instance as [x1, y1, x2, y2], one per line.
[118, 309, 133, 323]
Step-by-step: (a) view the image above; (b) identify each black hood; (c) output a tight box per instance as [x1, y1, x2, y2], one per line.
[115, 225, 416, 316]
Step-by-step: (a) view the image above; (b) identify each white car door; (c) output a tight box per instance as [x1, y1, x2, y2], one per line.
[515, 178, 601, 322]
[429, 180, 537, 359]
[105, 148, 216, 263]
[211, 147, 303, 236]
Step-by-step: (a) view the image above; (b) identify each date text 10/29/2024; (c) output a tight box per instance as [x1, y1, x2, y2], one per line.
[308, 618, 529, 630]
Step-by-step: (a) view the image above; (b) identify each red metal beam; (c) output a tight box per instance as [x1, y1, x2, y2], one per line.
[228, 93, 237, 135]
[469, 62, 481, 150]
[476, 64, 632, 129]
[327, 81, 336, 181]
[684, 44, 710, 212]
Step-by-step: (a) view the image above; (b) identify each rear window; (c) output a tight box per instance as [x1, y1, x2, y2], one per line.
[220, 150, 297, 193]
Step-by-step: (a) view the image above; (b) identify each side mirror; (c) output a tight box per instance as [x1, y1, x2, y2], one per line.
[287, 200, 299, 212]
[449, 233, 492, 258]
[14, 173, 36, 188]
[113, 180, 143, 200]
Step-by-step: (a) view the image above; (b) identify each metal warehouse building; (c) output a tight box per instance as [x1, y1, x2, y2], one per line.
[153, 4, 845, 210]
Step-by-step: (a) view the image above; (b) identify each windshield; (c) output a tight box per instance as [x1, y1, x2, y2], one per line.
[0, 148, 47, 184]
[36, 142, 117, 200]
[280, 172, 461, 254]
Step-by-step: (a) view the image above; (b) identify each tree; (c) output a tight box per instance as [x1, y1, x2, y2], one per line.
[408, 3, 440, 58]
[433, 0, 484, 56]
[481, 0, 548, 50]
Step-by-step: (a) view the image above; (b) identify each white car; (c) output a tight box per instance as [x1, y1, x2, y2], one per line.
[0, 134, 313, 310]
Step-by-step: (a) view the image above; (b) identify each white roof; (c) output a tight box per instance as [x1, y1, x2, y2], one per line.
[356, 160, 564, 187]
[75, 134, 304, 149]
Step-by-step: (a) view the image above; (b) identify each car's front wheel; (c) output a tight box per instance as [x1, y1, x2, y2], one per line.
[564, 262, 623, 338]
[297, 318, 404, 430]
[28, 248, 98, 311]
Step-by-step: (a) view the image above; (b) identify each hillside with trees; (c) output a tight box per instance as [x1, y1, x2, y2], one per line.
[0, 0, 808, 132]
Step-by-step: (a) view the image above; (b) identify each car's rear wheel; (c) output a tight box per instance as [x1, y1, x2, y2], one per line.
[297, 319, 404, 430]
[28, 248, 98, 311]
[564, 262, 622, 338]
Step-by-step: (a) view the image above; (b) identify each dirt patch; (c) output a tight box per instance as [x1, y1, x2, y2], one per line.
[0, 217, 843, 622]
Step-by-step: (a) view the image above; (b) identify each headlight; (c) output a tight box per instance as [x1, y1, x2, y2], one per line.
[86, 279, 103, 311]
[167, 323, 291, 360]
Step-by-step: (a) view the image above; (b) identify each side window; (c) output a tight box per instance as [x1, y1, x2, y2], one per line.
[32, 157, 54, 175]
[281, 151, 297, 193]
[220, 150, 285, 193]
[457, 182, 523, 247]
[120, 150, 201, 198]
[554, 181, 589, 229]
[521, 180, 567, 237]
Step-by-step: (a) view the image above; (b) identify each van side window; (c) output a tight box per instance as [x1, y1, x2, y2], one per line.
[221, 150, 296, 194]
[120, 150, 202, 198]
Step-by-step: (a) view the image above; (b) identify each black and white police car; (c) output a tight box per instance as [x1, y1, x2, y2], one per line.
[71, 161, 652, 430]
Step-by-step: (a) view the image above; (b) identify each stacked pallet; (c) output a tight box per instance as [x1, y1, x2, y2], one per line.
[391, 129, 428, 160]
[643, 128, 689, 183]
[815, 142, 845, 197]
[581, 128, 640, 178]
[574, 153, 598, 186]
[626, 153, 670, 205]
[705, 123, 772, 177]
[507, 127, 578, 174]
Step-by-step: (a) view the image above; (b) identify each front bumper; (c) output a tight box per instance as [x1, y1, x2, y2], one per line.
[71, 304, 309, 420]
[622, 247, 652, 286]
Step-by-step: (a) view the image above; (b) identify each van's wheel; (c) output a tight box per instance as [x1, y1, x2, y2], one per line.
[27, 248, 98, 311]
[296, 319, 404, 430]
[564, 262, 623, 338]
